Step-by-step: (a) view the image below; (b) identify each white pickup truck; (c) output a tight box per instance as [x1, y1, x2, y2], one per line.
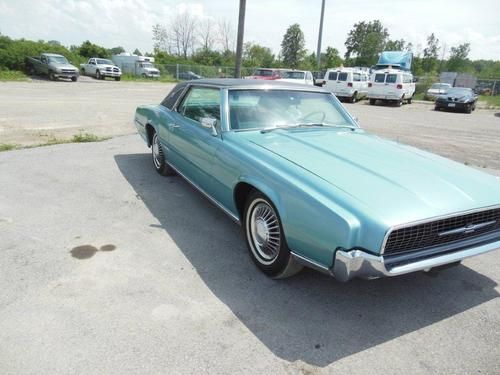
[80, 58, 122, 81]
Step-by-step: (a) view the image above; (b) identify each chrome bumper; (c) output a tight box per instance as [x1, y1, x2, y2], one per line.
[332, 240, 500, 282]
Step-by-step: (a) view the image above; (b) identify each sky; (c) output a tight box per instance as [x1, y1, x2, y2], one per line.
[1, 0, 499, 60]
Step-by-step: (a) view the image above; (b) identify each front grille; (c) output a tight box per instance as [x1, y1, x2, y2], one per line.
[384, 207, 500, 255]
[61, 69, 75, 74]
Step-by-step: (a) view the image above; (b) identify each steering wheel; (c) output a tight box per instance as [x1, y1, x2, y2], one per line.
[300, 111, 326, 123]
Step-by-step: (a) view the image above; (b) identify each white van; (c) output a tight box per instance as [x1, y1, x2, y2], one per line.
[368, 69, 415, 106]
[323, 67, 370, 103]
[276, 70, 314, 85]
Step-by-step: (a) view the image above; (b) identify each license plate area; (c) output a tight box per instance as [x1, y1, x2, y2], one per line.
[448, 103, 456, 107]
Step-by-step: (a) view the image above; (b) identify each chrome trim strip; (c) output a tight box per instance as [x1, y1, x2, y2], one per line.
[168, 164, 241, 225]
[438, 220, 496, 236]
[333, 239, 500, 282]
[380, 204, 500, 254]
[290, 252, 331, 275]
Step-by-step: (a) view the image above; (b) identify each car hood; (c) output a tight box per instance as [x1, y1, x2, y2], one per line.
[239, 128, 500, 226]
[98, 64, 120, 70]
[51, 63, 78, 70]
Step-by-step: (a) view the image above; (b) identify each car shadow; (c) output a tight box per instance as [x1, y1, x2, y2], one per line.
[115, 152, 499, 367]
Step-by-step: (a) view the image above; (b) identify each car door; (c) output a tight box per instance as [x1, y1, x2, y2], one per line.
[40, 55, 49, 74]
[167, 86, 223, 193]
[89, 59, 97, 75]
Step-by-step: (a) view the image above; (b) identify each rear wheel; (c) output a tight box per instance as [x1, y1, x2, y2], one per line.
[243, 191, 302, 278]
[407, 96, 413, 104]
[151, 131, 176, 176]
[397, 96, 404, 107]
[369, 99, 376, 105]
[350, 92, 358, 103]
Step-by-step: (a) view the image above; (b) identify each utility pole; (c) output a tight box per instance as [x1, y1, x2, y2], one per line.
[316, 0, 326, 69]
[235, 0, 246, 78]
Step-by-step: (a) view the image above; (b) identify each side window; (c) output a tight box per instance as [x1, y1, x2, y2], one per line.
[41, 56, 47, 63]
[178, 87, 221, 124]
[306, 72, 312, 80]
[353, 73, 360, 82]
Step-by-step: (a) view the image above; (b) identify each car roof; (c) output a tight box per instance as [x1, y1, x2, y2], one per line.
[43, 53, 65, 57]
[189, 78, 327, 92]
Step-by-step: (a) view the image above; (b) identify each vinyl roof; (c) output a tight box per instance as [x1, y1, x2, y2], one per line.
[187, 78, 327, 91]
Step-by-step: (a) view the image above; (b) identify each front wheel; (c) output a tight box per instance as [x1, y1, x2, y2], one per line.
[465, 104, 472, 114]
[244, 191, 302, 278]
[151, 132, 175, 176]
[115, 77, 121, 81]
[96, 70, 101, 80]
[49, 72, 56, 81]
[369, 99, 376, 105]
[71, 76, 78, 82]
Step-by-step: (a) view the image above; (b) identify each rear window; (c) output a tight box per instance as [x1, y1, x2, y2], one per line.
[254, 69, 273, 77]
[386, 74, 397, 84]
[328, 72, 338, 80]
[338, 72, 348, 81]
[374, 74, 385, 83]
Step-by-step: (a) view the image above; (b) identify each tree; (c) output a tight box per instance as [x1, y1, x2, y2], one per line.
[171, 12, 197, 58]
[242, 42, 274, 67]
[385, 38, 412, 51]
[108, 46, 125, 55]
[152, 23, 169, 53]
[77, 40, 109, 58]
[218, 19, 235, 52]
[133, 48, 142, 56]
[447, 43, 471, 72]
[198, 18, 215, 51]
[422, 33, 440, 73]
[344, 20, 388, 66]
[323, 46, 343, 69]
[280, 23, 306, 68]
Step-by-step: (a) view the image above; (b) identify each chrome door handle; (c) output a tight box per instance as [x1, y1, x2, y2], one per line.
[168, 123, 180, 129]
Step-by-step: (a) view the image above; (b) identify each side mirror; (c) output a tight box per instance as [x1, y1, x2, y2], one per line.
[200, 117, 218, 136]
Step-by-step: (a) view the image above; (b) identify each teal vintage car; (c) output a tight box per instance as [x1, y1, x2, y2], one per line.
[134, 79, 500, 281]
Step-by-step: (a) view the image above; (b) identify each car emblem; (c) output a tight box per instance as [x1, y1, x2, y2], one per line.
[438, 220, 496, 237]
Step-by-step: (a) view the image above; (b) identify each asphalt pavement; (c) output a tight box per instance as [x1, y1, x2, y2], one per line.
[1, 135, 499, 374]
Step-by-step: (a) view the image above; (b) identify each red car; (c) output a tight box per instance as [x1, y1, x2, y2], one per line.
[246, 68, 281, 80]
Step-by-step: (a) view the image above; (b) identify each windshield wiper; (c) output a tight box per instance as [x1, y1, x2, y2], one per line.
[260, 122, 356, 133]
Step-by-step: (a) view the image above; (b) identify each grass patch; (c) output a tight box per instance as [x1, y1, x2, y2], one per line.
[120, 73, 177, 83]
[2, 132, 110, 151]
[0, 143, 18, 152]
[478, 95, 500, 108]
[0, 70, 29, 81]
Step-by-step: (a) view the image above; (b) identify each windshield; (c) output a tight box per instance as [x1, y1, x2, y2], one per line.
[96, 59, 113, 65]
[430, 83, 450, 90]
[228, 90, 355, 131]
[445, 88, 472, 96]
[48, 56, 69, 64]
[281, 71, 305, 79]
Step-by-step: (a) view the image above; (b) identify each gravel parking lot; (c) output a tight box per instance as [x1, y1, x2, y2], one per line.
[1, 81, 499, 374]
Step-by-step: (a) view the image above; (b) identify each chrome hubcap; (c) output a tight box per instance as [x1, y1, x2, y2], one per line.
[248, 201, 281, 264]
[152, 134, 162, 169]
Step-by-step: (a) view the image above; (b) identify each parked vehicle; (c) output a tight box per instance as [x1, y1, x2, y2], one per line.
[323, 67, 370, 103]
[368, 69, 415, 106]
[276, 70, 314, 85]
[245, 68, 281, 80]
[426, 83, 452, 99]
[80, 58, 121, 81]
[434, 87, 478, 113]
[178, 71, 202, 80]
[134, 79, 500, 281]
[111, 53, 160, 78]
[25, 53, 79, 81]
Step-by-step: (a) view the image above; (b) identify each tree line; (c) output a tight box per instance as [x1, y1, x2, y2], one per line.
[1, 18, 499, 79]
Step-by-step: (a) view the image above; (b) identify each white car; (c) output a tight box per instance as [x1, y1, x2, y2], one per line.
[276, 70, 314, 85]
[322, 67, 370, 103]
[427, 83, 452, 98]
[368, 69, 415, 106]
[80, 58, 121, 81]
